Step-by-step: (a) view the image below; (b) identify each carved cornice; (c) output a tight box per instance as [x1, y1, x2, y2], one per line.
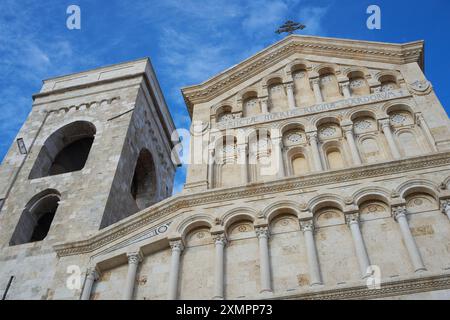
[182, 35, 424, 116]
[271, 273, 450, 300]
[53, 151, 450, 257]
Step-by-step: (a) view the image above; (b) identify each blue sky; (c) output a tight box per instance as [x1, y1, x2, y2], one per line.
[0, 0, 449, 194]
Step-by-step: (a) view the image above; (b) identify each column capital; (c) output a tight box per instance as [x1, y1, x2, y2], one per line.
[345, 213, 360, 226]
[441, 199, 450, 213]
[127, 251, 143, 264]
[342, 124, 354, 134]
[169, 240, 184, 252]
[392, 205, 407, 221]
[311, 78, 320, 86]
[86, 267, 100, 281]
[306, 131, 318, 141]
[379, 118, 391, 129]
[299, 219, 314, 232]
[213, 233, 228, 246]
[285, 82, 295, 90]
[415, 112, 425, 123]
[340, 81, 350, 89]
[255, 226, 270, 239]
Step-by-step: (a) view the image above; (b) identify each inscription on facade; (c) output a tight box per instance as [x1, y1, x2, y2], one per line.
[217, 89, 409, 130]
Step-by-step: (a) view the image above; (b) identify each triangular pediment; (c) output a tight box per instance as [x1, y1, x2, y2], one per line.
[181, 35, 424, 117]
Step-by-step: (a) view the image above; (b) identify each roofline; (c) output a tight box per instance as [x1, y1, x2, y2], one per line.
[41, 57, 151, 83]
[181, 35, 424, 91]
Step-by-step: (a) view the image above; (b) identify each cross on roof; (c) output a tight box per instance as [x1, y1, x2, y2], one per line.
[275, 20, 306, 35]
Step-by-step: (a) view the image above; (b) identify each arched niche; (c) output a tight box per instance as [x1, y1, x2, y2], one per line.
[29, 121, 96, 179]
[348, 71, 370, 96]
[242, 91, 260, 117]
[291, 64, 315, 107]
[216, 105, 233, 123]
[313, 206, 360, 285]
[267, 77, 287, 112]
[318, 67, 341, 102]
[247, 129, 274, 182]
[322, 142, 346, 170]
[179, 226, 214, 299]
[379, 74, 400, 92]
[10, 189, 61, 246]
[225, 219, 258, 298]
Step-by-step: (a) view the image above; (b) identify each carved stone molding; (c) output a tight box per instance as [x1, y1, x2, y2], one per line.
[255, 226, 270, 238]
[272, 273, 450, 300]
[407, 80, 432, 96]
[392, 205, 407, 221]
[127, 252, 143, 265]
[345, 213, 360, 226]
[213, 233, 228, 246]
[300, 219, 314, 232]
[441, 200, 450, 214]
[169, 240, 184, 252]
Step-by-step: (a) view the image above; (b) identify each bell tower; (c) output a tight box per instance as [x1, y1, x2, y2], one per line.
[0, 58, 177, 248]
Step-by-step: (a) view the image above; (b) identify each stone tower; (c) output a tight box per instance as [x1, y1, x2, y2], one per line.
[0, 58, 176, 299]
[2, 36, 450, 300]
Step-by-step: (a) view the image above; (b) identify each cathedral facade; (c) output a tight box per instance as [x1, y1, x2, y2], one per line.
[1, 35, 450, 300]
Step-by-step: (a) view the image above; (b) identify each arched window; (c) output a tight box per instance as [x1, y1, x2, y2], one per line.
[29, 121, 96, 179]
[10, 190, 61, 246]
[131, 149, 157, 210]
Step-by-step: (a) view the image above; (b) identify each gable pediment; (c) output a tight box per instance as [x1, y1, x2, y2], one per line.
[181, 35, 424, 117]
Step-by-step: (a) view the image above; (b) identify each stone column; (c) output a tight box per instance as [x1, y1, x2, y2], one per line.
[307, 132, 323, 172]
[300, 220, 322, 286]
[392, 206, 426, 272]
[272, 137, 285, 178]
[345, 213, 371, 278]
[380, 119, 401, 159]
[261, 98, 269, 114]
[416, 113, 438, 151]
[285, 83, 297, 109]
[207, 149, 215, 189]
[212, 233, 227, 300]
[123, 252, 143, 300]
[343, 125, 362, 165]
[168, 240, 184, 300]
[341, 82, 351, 98]
[255, 226, 272, 293]
[441, 200, 450, 221]
[81, 268, 99, 300]
[237, 144, 248, 184]
[312, 79, 324, 103]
